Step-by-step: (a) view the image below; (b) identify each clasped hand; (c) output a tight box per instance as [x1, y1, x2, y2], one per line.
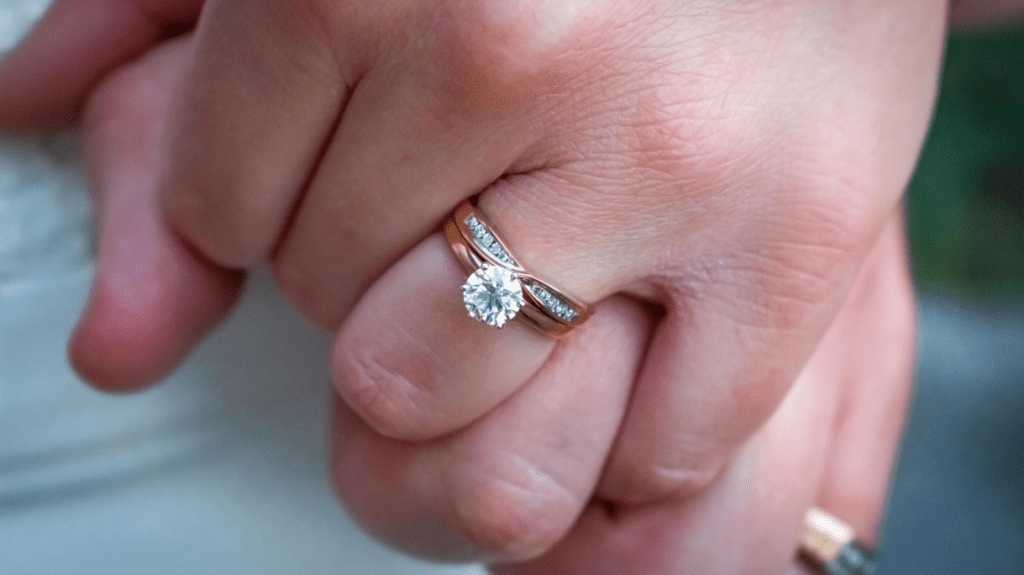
[0, 0, 944, 572]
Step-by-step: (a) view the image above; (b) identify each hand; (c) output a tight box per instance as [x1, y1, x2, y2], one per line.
[1, 0, 940, 571]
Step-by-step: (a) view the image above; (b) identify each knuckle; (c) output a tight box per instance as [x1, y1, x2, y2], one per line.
[270, 0, 371, 84]
[333, 344, 433, 440]
[451, 0, 551, 62]
[604, 436, 725, 503]
[432, 0, 588, 108]
[161, 179, 258, 269]
[752, 201, 867, 317]
[281, 0, 345, 49]
[619, 462, 721, 502]
[687, 195, 870, 344]
[447, 457, 578, 560]
[83, 70, 145, 136]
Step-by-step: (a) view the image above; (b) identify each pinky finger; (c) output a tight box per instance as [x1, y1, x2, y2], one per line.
[792, 213, 916, 572]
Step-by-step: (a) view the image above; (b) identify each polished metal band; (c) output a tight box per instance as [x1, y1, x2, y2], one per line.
[800, 507, 879, 575]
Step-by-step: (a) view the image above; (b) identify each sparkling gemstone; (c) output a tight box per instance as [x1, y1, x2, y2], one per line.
[462, 264, 525, 328]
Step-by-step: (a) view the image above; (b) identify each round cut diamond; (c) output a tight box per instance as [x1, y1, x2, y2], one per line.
[462, 264, 525, 328]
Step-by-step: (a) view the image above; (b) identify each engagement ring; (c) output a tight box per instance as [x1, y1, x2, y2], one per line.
[444, 200, 592, 336]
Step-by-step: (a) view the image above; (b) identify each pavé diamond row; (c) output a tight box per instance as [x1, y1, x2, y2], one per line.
[465, 216, 516, 267]
[527, 284, 578, 322]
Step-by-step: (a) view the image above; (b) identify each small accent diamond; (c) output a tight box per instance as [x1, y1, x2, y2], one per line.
[465, 215, 517, 266]
[527, 284, 577, 323]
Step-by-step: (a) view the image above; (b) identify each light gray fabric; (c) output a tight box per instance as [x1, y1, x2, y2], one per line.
[0, 2, 483, 573]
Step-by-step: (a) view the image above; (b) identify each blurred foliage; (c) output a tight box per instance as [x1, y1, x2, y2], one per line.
[907, 24, 1024, 296]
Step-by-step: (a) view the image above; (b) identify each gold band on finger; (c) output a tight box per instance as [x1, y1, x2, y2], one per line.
[444, 200, 593, 337]
[800, 507, 879, 575]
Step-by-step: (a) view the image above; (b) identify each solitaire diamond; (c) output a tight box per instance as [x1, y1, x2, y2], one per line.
[462, 264, 525, 328]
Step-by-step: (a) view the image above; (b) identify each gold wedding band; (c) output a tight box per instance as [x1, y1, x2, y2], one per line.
[800, 507, 879, 575]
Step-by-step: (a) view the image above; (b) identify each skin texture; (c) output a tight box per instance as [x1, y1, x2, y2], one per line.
[5, 0, 1011, 572]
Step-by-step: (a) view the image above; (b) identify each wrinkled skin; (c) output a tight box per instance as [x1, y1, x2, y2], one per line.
[5, 0, 1004, 572]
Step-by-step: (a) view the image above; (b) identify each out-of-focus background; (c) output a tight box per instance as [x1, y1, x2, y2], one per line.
[879, 23, 1024, 574]
[908, 25, 1024, 296]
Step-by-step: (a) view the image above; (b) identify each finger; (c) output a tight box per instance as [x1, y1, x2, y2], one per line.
[331, 297, 652, 561]
[273, 0, 567, 329]
[801, 213, 915, 547]
[496, 213, 915, 575]
[495, 338, 842, 575]
[331, 233, 554, 440]
[0, 0, 201, 130]
[69, 36, 244, 391]
[160, 0, 364, 268]
[589, 188, 913, 504]
[787, 214, 915, 575]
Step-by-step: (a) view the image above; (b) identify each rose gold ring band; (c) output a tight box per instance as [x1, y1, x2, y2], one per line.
[444, 200, 593, 337]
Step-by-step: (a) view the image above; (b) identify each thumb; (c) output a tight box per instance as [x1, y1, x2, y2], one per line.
[69, 35, 244, 391]
[0, 0, 202, 131]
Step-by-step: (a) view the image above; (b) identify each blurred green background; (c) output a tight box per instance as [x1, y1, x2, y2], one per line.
[907, 24, 1024, 296]
[882, 25, 1024, 575]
